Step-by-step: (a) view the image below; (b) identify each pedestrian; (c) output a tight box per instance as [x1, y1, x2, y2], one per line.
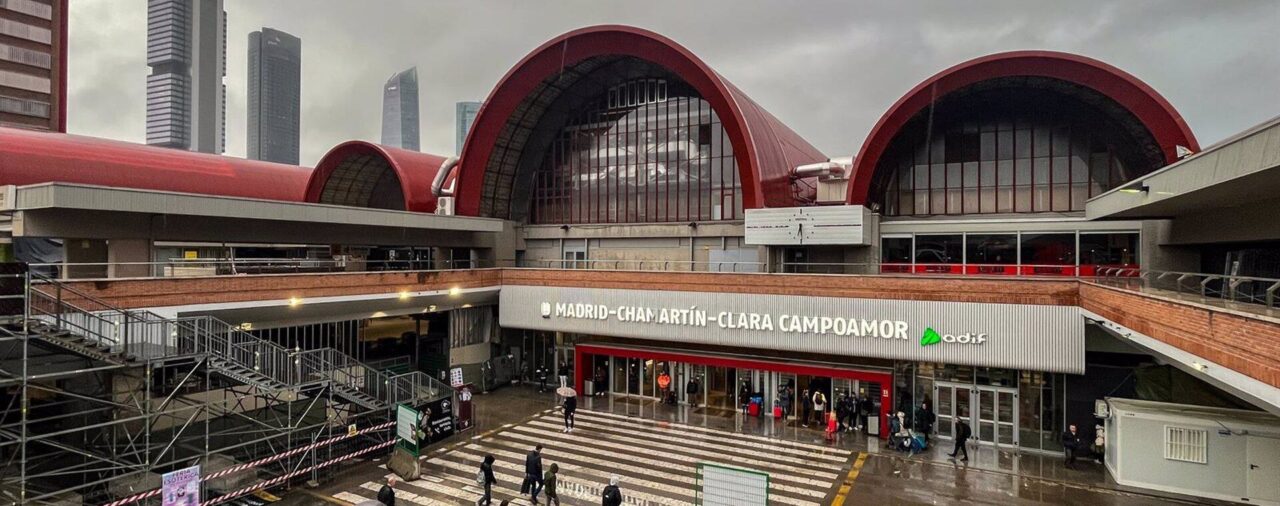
[889, 410, 904, 450]
[562, 394, 577, 433]
[657, 369, 672, 404]
[825, 411, 838, 442]
[522, 444, 545, 502]
[544, 463, 561, 506]
[685, 376, 700, 406]
[800, 388, 811, 427]
[377, 476, 396, 506]
[739, 382, 751, 415]
[594, 367, 608, 397]
[858, 393, 872, 431]
[812, 389, 827, 427]
[779, 386, 793, 419]
[477, 454, 497, 505]
[1062, 424, 1083, 469]
[916, 401, 936, 442]
[601, 475, 623, 506]
[948, 419, 971, 462]
[558, 363, 570, 388]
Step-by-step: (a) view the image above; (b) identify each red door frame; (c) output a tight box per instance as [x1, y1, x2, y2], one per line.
[574, 344, 894, 438]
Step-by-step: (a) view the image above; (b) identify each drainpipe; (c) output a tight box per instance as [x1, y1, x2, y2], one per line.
[431, 157, 460, 197]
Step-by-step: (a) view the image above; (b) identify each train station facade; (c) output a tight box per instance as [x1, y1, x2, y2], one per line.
[2, 24, 1279, 505]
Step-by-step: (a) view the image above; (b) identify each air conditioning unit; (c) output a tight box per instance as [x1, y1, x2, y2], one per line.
[436, 196, 455, 216]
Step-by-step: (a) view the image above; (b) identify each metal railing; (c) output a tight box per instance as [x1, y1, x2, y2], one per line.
[1091, 268, 1280, 309]
[24, 274, 450, 406]
[31, 258, 496, 279]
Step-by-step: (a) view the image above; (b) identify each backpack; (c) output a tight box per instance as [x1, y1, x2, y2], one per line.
[959, 423, 972, 439]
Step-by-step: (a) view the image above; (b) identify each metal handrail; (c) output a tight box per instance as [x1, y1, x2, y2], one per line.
[1091, 268, 1280, 309]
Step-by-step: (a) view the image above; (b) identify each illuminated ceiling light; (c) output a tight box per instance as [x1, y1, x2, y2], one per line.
[399, 290, 411, 300]
[427, 305, 437, 312]
[371, 311, 387, 318]
[289, 297, 302, 307]
[239, 323, 253, 331]
[1191, 362, 1207, 372]
[462, 303, 472, 308]
[449, 287, 461, 296]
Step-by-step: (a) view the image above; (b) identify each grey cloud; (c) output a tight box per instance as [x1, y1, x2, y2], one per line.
[67, 0, 1278, 166]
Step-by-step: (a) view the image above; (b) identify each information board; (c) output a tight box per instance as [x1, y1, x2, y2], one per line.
[449, 367, 464, 387]
[161, 465, 201, 506]
[697, 462, 768, 506]
[396, 404, 420, 454]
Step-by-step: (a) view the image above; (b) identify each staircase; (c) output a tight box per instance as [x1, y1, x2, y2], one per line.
[23, 275, 448, 411]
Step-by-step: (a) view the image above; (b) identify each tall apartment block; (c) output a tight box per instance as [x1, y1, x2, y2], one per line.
[247, 27, 300, 165]
[0, 0, 67, 132]
[455, 100, 480, 154]
[381, 66, 418, 151]
[146, 0, 226, 153]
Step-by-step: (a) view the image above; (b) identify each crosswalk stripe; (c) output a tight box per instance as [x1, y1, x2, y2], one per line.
[577, 409, 838, 452]
[359, 481, 457, 506]
[571, 408, 848, 460]
[542, 415, 846, 465]
[495, 424, 830, 502]
[334, 409, 848, 506]
[427, 450, 690, 506]
[510, 421, 841, 481]
[458, 437, 825, 503]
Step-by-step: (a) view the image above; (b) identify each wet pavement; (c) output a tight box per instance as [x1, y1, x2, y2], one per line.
[290, 386, 1225, 505]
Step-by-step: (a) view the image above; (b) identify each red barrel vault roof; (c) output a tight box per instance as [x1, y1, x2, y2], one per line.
[847, 50, 1199, 205]
[455, 25, 827, 218]
[306, 140, 453, 213]
[0, 127, 311, 201]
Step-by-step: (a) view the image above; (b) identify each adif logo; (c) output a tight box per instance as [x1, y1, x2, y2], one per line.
[921, 326, 987, 346]
[540, 302, 552, 318]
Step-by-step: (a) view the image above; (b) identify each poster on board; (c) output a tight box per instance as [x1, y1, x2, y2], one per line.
[161, 465, 201, 506]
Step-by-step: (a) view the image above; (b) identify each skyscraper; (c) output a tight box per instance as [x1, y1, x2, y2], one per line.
[145, 0, 226, 153]
[247, 27, 300, 165]
[381, 67, 419, 151]
[0, 0, 67, 132]
[455, 101, 481, 154]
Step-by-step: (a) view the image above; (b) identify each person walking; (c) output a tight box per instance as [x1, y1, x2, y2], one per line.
[562, 394, 577, 433]
[522, 445, 545, 502]
[543, 463, 561, 506]
[594, 366, 608, 397]
[601, 475, 623, 506]
[799, 388, 811, 427]
[1062, 424, 1083, 469]
[916, 401, 936, 442]
[558, 363, 570, 389]
[685, 376, 700, 406]
[812, 389, 827, 427]
[948, 419, 971, 462]
[377, 476, 396, 506]
[858, 393, 873, 431]
[478, 455, 497, 505]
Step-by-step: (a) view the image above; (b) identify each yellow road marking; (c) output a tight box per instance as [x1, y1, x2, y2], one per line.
[830, 452, 868, 506]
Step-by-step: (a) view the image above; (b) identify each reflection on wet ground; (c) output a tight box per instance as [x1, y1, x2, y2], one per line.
[296, 386, 1227, 505]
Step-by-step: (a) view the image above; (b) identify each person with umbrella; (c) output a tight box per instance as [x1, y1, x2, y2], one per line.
[558, 385, 577, 433]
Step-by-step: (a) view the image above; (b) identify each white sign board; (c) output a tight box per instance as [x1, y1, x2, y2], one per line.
[449, 367, 464, 387]
[700, 463, 767, 506]
[396, 404, 419, 442]
[161, 465, 201, 506]
[744, 205, 869, 245]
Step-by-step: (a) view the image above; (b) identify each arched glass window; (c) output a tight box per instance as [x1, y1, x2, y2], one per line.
[872, 85, 1159, 217]
[530, 78, 741, 224]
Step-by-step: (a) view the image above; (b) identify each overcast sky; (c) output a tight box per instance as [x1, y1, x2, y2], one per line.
[67, 0, 1278, 167]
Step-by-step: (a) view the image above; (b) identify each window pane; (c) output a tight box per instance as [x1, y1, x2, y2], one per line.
[915, 235, 962, 264]
[1021, 233, 1076, 270]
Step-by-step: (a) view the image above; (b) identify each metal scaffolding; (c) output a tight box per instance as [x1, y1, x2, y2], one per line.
[0, 265, 451, 505]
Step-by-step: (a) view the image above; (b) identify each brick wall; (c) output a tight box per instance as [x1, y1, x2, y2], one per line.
[1079, 282, 1280, 389]
[53, 269, 1278, 389]
[59, 269, 503, 309]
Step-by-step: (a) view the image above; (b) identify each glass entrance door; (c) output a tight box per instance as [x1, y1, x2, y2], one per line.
[936, 382, 1018, 448]
[977, 387, 1018, 447]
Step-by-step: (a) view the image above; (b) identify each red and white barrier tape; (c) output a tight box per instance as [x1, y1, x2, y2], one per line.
[102, 421, 394, 506]
[203, 441, 395, 506]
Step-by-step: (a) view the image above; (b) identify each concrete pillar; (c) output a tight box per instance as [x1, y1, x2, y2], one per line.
[107, 239, 153, 278]
[63, 238, 108, 279]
